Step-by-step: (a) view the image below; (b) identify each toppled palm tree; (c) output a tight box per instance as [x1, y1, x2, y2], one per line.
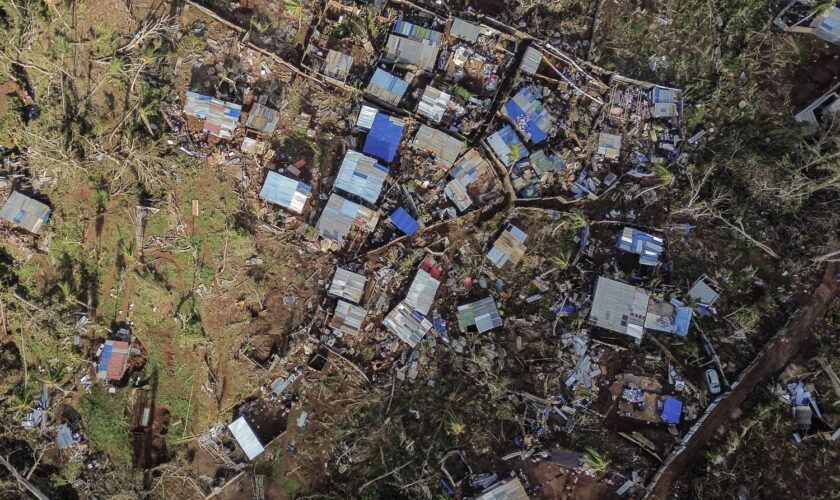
[652, 164, 674, 187]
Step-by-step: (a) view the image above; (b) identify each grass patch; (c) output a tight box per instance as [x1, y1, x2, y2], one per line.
[81, 386, 132, 464]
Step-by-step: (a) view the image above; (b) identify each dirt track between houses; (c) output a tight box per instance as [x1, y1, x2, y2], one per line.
[646, 262, 839, 499]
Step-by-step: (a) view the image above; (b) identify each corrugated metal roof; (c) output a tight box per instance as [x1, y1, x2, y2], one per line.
[357, 105, 380, 131]
[363, 111, 406, 163]
[383, 301, 432, 347]
[815, 6, 840, 44]
[259, 171, 312, 214]
[503, 87, 555, 144]
[393, 20, 443, 43]
[650, 86, 679, 118]
[331, 300, 367, 336]
[451, 148, 490, 186]
[589, 277, 650, 338]
[445, 178, 472, 212]
[616, 227, 664, 266]
[457, 297, 502, 333]
[204, 98, 242, 139]
[417, 86, 451, 122]
[487, 126, 528, 166]
[389, 207, 420, 235]
[519, 45, 543, 75]
[323, 49, 354, 79]
[474, 478, 529, 500]
[316, 194, 380, 243]
[334, 150, 389, 205]
[366, 68, 410, 106]
[688, 278, 719, 306]
[328, 267, 367, 303]
[228, 416, 265, 460]
[245, 102, 281, 133]
[486, 226, 528, 268]
[384, 34, 440, 70]
[97, 340, 130, 381]
[413, 125, 463, 166]
[404, 269, 441, 315]
[0, 191, 50, 234]
[450, 18, 484, 43]
[56, 424, 75, 449]
[184, 91, 211, 118]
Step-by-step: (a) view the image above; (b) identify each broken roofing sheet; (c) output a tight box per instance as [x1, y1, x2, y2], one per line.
[244, 102, 280, 134]
[384, 301, 432, 347]
[616, 227, 664, 266]
[404, 267, 442, 316]
[184, 91, 242, 139]
[417, 86, 452, 123]
[259, 171, 312, 214]
[457, 297, 502, 333]
[486, 225, 528, 269]
[330, 300, 367, 336]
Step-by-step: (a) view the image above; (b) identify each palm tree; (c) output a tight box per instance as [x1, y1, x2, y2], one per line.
[550, 249, 571, 270]
[5, 383, 36, 415]
[560, 208, 587, 230]
[583, 447, 609, 471]
[652, 164, 674, 187]
[285, 0, 303, 33]
[38, 362, 71, 389]
[445, 411, 466, 437]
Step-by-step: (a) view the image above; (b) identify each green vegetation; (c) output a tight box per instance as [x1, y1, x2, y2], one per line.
[81, 386, 133, 464]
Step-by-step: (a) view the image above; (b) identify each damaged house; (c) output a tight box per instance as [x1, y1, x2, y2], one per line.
[366, 68, 410, 107]
[0, 191, 51, 234]
[259, 171, 313, 215]
[363, 109, 406, 163]
[616, 227, 664, 266]
[412, 124, 465, 168]
[486, 225, 527, 269]
[486, 125, 529, 167]
[330, 300, 367, 336]
[334, 150, 390, 205]
[383, 20, 443, 72]
[457, 297, 502, 333]
[503, 86, 556, 144]
[384, 301, 433, 347]
[97, 340, 130, 382]
[444, 148, 494, 212]
[316, 194, 380, 245]
[404, 257, 443, 316]
[328, 267, 367, 304]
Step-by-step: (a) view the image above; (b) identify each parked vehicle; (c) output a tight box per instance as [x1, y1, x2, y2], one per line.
[705, 368, 722, 394]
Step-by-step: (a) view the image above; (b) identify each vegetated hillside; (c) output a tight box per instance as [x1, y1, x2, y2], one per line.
[0, 0, 837, 498]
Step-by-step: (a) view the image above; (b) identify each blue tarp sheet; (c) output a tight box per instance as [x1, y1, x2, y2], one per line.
[673, 307, 692, 336]
[503, 88, 552, 144]
[98, 344, 112, 371]
[661, 396, 683, 424]
[390, 207, 420, 235]
[363, 112, 404, 163]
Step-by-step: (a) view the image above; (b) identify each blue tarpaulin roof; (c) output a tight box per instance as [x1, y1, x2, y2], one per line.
[503, 87, 554, 144]
[98, 343, 112, 371]
[617, 227, 664, 266]
[390, 207, 420, 235]
[661, 396, 683, 424]
[363, 112, 405, 163]
[673, 306, 692, 336]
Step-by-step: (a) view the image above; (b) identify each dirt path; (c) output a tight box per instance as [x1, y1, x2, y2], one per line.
[645, 262, 839, 499]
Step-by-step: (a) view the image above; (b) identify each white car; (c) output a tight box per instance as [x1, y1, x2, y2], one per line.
[704, 369, 722, 395]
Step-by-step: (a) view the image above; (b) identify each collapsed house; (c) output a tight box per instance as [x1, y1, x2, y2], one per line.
[473, 477, 529, 500]
[404, 257, 443, 316]
[503, 86, 556, 144]
[328, 267, 367, 304]
[417, 86, 452, 123]
[183, 91, 242, 139]
[330, 300, 367, 336]
[259, 171, 312, 215]
[611, 373, 683, 424]
[774, 1, 840, 45]
[0, 191, 51, 234]
[794, 81, 840, 132]
[445, 149, 494, 212]
[457, 297, 502, 333]
[486, 225, 528, 269]
[384, 301, 433, 347]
